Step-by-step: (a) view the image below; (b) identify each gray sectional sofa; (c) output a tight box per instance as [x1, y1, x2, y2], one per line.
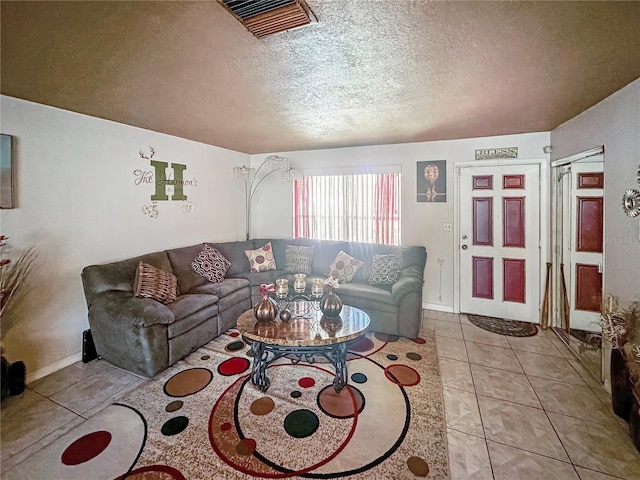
[81, 238, 426, 377]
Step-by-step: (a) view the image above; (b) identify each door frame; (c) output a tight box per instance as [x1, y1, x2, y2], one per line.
[453, 158, 549, 316]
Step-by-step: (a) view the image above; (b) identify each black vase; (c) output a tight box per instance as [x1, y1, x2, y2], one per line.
[320, 290, 342, 318]
[1, 356, 10, 401]
[1, 356, 26, 402]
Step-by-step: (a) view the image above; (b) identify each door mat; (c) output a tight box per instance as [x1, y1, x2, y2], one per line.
[467, 314, 538, 337]
[570, 328, 603, 349]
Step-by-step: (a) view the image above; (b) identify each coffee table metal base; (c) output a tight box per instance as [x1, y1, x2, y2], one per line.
[249, 341, 349, 393]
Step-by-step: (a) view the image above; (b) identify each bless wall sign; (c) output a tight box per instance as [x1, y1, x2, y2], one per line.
[475, 147, 518, 161]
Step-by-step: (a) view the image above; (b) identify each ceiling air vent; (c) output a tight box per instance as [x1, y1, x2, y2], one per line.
[219, 0, 317, 38]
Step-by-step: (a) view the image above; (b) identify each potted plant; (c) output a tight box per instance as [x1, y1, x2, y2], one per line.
[1, 235, 37, 401]
[600, 296, 639, 423]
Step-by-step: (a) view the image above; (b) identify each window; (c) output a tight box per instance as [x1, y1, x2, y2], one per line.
[294, 173, 400, 245]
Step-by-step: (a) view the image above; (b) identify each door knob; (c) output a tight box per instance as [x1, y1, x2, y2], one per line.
[461, 245, 468, 250]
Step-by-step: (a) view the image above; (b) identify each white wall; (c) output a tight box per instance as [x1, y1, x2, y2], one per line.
[551, 78, 640, 308]
[0, 96, 248, 380]
[250, 132, 550, 310]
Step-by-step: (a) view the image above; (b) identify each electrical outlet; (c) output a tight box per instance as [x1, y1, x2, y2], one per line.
[437, 257, 445, 265]
[443, 223, 453, 232]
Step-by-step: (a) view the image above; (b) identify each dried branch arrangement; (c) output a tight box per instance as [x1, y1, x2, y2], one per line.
[600, 295, 639, 350]
[0, 236, 38, 320]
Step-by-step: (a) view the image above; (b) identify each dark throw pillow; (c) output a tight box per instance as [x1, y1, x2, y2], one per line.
[192, 244, 231, 283]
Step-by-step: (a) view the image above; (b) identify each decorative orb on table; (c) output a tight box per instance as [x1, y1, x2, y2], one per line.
[279, 309, 292, 322]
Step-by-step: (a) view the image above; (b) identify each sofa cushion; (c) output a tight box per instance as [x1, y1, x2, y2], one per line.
[134, 261, 178, 304]
[231, 270, 284, 286]
[284, 245, 314, 274]
[245, 242, 277, 272]
[166, 244, 210, 294]
[166, 294, 220, 338]
[191, 277, 250, 297]
[282, 238, 348, 275]
[208, 240, 254, 277]
[369, 252, 402, 285]
[336, 283, 398, 314]
[216, 287, 252, 313]
[328, 250, 364, 284]
[192, 244, 231, 283]
[82, 251, 172, 307]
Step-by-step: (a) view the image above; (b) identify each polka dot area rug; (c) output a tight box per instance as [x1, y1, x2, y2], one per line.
[467, 314, 538, 337]
[4, 329, 449, 480]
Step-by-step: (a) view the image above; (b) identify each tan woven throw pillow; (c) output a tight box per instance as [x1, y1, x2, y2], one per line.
[134, 261, 178, 304]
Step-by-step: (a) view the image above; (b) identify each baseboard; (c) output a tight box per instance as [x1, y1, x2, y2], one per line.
[26, 352, 82, 384]
[423, 303, 455, 313]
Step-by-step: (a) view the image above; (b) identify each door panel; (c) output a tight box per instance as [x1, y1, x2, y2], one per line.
[576, 197, 603, 253]
[577, 172, 604, 189]
[503, 258, 526, 303]
[472, 256, 494, 299]
[503, 197, 525, 247]
[575, 264, 602, 312]
[473, 197, 493, 245]
[459, 163, 540, 321]
[503, 175, 524, 189]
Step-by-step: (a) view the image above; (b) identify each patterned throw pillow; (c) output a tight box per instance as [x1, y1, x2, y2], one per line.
[192, 244, 231, 283]
[368, 252, 402, 285]
[244, 242, 277, 272]
[134, 261, 178, 304]
[284, 245, 315, 274]
[328, 251, 364, 284]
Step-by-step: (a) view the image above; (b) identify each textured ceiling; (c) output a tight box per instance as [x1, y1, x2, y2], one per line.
[2, 1, 640, 154]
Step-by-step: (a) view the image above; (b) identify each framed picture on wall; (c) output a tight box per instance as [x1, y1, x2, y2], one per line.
[1, 134, 14, 209]
[417, 160, 446, 202]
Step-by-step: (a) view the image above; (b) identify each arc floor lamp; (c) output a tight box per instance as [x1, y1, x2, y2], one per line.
[233, 155, 302, 240]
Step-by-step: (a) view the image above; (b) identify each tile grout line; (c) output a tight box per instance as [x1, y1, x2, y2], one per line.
[484, 438, 577, 467]
[460, 315, 497, 480]
[514, 338, 583, 475]
[0, 404, 85, 470]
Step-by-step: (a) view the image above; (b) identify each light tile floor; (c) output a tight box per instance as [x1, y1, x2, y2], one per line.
[1, 310, 639, 479]
[1, 359, 144, 473]
[428, 311, 640, 480]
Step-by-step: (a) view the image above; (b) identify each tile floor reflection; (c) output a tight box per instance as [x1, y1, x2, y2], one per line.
[432, 310, 640, 480]
[1, 310, 639, 479]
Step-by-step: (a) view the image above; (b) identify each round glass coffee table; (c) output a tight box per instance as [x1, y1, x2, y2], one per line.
[236, 301, 370, 393]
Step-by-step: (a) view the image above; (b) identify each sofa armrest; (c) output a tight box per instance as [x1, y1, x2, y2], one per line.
[89, 290, 175, 328]
[391, 266, 424, 303]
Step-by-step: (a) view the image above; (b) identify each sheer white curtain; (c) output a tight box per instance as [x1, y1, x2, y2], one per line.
[294, 173, 400, 245]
